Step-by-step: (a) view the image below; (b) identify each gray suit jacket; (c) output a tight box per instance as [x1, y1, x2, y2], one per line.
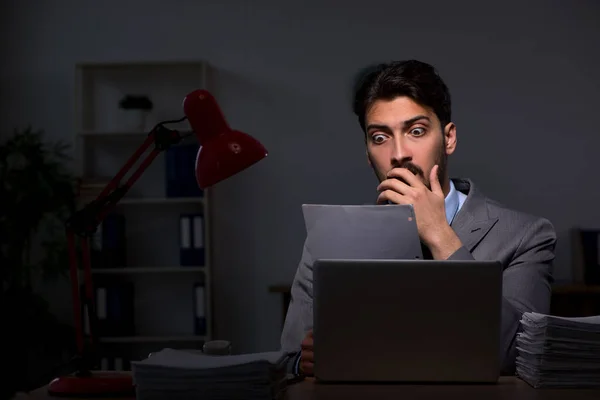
[279, 178, 557, 375]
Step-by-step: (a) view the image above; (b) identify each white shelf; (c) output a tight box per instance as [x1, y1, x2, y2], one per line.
[91, 266, 206, 274]
[74, 59, 214, 360]
[118, 197, 204, 205]
[79, 130, 148, 137]
[78, 130, 194, 138]
[99, 335, 207, 343]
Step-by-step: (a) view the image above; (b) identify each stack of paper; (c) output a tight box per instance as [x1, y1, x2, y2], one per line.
[516, 312, 600, 388]
[132, 348, 291, 400]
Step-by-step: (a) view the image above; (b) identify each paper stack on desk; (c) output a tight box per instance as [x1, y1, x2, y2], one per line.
[516, 312, 600, 388]
[131, 348, 291, 400]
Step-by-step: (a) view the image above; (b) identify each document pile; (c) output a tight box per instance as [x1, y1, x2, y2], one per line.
[516, 312, 600, 388]
[132, 348, 291, 400]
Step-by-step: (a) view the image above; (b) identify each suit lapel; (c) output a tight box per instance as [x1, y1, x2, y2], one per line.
[453, 217, 498, 252]
[450, 179, 499, 252]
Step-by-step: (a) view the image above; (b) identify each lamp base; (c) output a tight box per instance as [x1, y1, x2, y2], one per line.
[47, 371, 135, 397]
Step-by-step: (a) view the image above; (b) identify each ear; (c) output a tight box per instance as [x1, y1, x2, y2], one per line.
[443, 122, 457, 155]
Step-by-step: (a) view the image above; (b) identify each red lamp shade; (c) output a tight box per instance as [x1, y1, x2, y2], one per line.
[183, 89, 268, 189]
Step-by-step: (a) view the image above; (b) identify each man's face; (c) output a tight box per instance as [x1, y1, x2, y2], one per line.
[364, 96, 456, 192]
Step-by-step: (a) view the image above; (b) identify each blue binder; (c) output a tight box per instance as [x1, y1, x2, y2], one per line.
[179, 213, 205, 266]
[94, 282, 135, 337]
[193, 282, 207, 336]
[165, 143, 204, 198]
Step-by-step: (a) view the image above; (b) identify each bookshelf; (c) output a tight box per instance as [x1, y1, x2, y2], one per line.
[73, 60, 213, 370]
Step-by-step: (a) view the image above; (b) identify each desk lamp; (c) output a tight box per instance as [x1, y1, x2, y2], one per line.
[47, 89, 268, 396]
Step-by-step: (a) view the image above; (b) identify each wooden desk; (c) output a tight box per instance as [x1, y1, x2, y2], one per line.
[27, 377, 600, 399]
[26, 388, 133, 400]
[283, 377, 600, 400]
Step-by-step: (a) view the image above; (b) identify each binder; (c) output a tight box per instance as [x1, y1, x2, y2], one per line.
[165, 143, 204, 198]
[94, 282, 135, 337]
[90, 221, 103, 268]
[193, 282, 207, 336]
[102, 213, 127, 268]
[180, 213, 205, 266]
[101, 356, 130, 371]
[90, 213, 126, 268]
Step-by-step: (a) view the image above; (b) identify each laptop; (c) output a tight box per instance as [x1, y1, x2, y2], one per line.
[313, 258, 503, 383]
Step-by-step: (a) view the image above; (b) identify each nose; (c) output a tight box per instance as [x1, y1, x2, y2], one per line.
[391, 136, 412, 166]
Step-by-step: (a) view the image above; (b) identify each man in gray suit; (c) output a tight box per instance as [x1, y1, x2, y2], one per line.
[280, 59, 557, 377]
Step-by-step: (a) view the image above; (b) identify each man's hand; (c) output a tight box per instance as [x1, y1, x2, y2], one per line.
[376, 165, 462, 259]
[299, 330, 314, 376]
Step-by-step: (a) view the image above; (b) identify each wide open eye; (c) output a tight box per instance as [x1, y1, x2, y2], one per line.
[410, 127, 426, 137]
[372, 134, 387, 144]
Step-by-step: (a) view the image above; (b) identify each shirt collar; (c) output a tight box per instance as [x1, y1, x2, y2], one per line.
[445, 179, 460, 225]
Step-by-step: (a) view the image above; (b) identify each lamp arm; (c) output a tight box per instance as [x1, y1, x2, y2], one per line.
[63, 119, 190, 372]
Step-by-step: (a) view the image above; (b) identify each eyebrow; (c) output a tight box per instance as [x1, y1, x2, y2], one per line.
[366, 115, 431, 132]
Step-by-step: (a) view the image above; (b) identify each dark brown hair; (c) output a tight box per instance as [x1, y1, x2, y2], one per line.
[352, 60, 452, 132]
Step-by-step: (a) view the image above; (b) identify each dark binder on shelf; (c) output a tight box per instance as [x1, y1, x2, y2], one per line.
[193, 282, 207, 336]
[101, 355, 132, 371]
[94, 281, 135, 337]
[179, 213, 205, 266]
[165, 143, 204, 198]
[91, 212, 127, 268]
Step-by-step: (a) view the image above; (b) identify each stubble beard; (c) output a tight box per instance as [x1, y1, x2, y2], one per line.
[369, 143, 448, 191]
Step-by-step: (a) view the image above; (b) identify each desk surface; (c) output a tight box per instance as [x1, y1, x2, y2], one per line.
[27, 377, 600, 400]
[283, 377, 600, 399]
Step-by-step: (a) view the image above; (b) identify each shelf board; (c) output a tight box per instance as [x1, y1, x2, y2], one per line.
[78, 130, 194, 138]
[118, 197, 204, 205]
[99, 335, 207, 343]
[91, 266, 205, 274]
[76, 60, 206, 69]
[79, 130, 148, 137]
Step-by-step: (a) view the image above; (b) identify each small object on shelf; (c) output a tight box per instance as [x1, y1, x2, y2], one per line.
[118, 94, 153, 132]
[202, 340, 232, 355]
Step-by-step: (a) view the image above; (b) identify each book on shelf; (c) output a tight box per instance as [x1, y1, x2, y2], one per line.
[179, 213, 205, 266]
